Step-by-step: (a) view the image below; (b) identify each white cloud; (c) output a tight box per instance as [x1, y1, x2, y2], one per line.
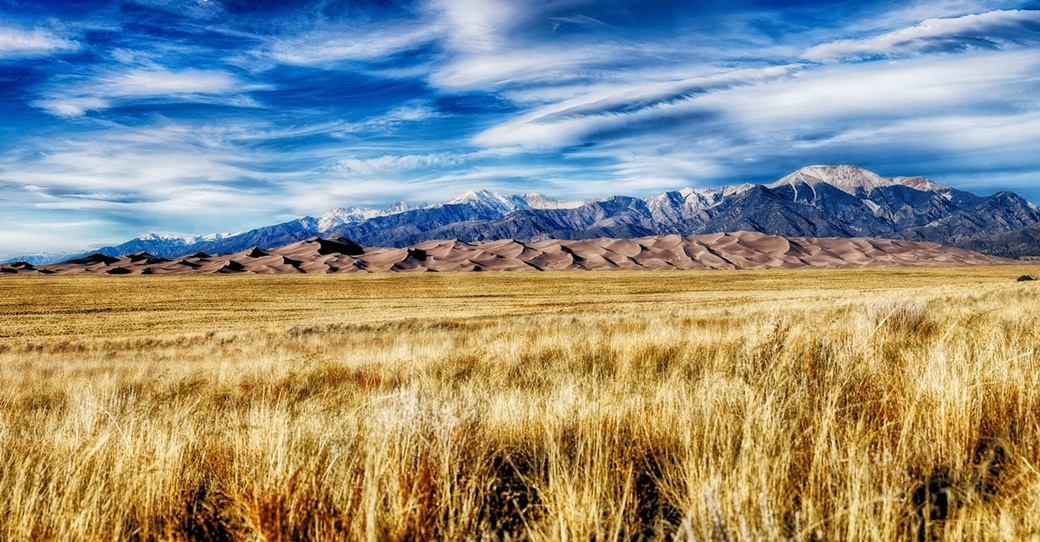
[257, 0, 727, 99]
[32, 68, 262, 117]
[805, 9, 1040, 62]
[715, 49, 1040, 128]
[36, 97, 108, 118]
[0, 120, 293, 257]
[791, 111, 1040, 156]
[267, 25, 442, 65]
[460, 39, 1040, 201]
[863, 0, 1027, 33]
[473, 41, 1040, 155]
[0, 122, 281, 199]
[0, 26, 79, 57]
[261, 0, 527, 80]
[422, 0, 642, 91]
[0, 226, 107, 258]
[474, 65, 798, 148]
[283, 160, 600, 214]
[427, 0, 517, 54]
[113, 69, 239, 95]
[331, 153, 465, 176]
[606, 152, 724, 188]
[0, 116, 480, 253]
[428, 48, 598, 90]
[382, 102, 442, 122]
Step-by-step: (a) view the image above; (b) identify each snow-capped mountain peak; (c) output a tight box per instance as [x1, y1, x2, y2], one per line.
[446, 189, 503, 205]
[443, 189, 528, 213]
[317, 201, 423, 232]
[892, 176, 946, 193]
[385, 201, 415, 214]
[681, 183, 757, 200]
[769, 165, 946, 195]
[137, 232, 184, 242]
[645, 183, 757, 216]
[136, 232, 234, 244]
[317, 207, 383, 232]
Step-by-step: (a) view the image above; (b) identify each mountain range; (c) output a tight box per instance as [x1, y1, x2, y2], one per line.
[7, 165, 1040, 265]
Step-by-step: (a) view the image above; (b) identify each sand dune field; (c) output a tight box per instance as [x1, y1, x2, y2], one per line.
[0, 232, 1014, 275]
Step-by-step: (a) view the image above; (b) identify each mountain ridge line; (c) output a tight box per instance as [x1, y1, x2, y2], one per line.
[6, 164, 1039, 264]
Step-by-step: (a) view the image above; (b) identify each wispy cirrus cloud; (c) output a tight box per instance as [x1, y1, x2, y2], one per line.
[725, 49, 1039, 127]
[282, 160, 601, 214]
[264, 25, 442, 66]
[0, 116, 321, 252]
[0, 25, 79, 58]
[424, 0, 636, 91]
[474, 65, 798, 148]
[459, 7, 1040, 202]
[32, 67, 264, 117]
[572, 46, 1040, 190]
[255, 0, 592, 90]
[0, 110, 476, 252]
[805, 9, 1040, 62]
[0, 120, 292, 204]
[428, 47, 608, 91]
[428, 0, 518, 54]
[330, 153, 465, 176]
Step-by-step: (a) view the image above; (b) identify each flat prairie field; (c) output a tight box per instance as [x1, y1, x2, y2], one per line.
[2, 266, 1040, 541]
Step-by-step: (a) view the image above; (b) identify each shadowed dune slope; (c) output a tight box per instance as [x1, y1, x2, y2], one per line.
[1, 232, 1014, 275]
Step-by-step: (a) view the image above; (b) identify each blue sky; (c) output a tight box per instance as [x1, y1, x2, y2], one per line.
[1, 0, 1039, 257]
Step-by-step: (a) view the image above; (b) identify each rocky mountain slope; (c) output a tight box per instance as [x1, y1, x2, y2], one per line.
[7, 165, 1039, 264]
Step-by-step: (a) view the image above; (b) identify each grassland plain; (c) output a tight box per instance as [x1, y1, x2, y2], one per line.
[1, 266, 1040, 541]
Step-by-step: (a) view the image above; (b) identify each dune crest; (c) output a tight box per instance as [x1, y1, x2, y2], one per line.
[0, 232, 1014, 275]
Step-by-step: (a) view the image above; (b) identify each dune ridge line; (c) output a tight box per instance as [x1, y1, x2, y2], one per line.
[0, 231, 1014, 275]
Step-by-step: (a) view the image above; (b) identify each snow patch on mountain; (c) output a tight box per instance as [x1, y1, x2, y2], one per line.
[317, 201, 422, 232]
[893, 176, 946, 193]
[4, 250, 83, 267]
[440, 190, 527, 214]
[137, 232, 236, 244]
[317, 207, 384, 232]
[645, 183, 757, 223]
[441, 190, 593, 211]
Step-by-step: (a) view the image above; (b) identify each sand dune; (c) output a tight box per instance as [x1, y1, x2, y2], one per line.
[0, 232, 1015, 275]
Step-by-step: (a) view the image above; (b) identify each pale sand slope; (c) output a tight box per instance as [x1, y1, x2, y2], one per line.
[1, 231, 1015, 275]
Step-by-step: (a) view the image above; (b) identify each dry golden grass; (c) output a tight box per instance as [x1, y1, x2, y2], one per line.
[1, 266, 1040, 541]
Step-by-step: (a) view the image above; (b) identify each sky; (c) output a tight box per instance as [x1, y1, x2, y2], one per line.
[1, 0, 1039, 257]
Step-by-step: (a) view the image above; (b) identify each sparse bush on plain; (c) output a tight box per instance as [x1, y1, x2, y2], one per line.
[1, 268, 1039, 540]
